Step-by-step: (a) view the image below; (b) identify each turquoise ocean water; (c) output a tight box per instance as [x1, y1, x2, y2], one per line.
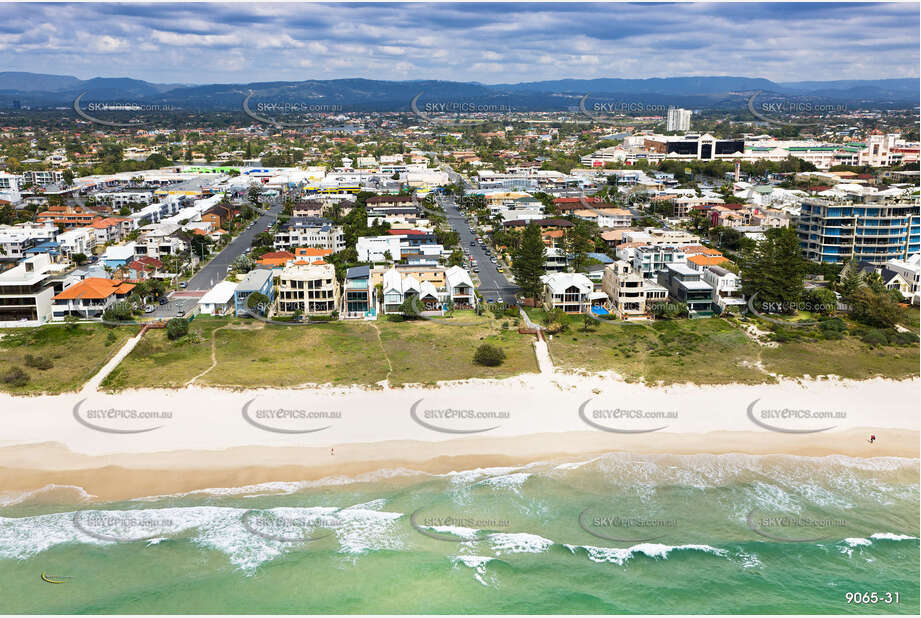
[1, 453, 918, 614]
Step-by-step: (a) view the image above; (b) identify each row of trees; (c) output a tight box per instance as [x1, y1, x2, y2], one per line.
[739, 227, 907, 330]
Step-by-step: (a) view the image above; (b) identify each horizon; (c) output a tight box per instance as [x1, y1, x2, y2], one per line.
[3, 71, 920, 87]
[1, 2, 918, 84]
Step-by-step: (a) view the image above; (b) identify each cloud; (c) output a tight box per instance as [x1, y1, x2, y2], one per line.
[0, 2, 915, 84]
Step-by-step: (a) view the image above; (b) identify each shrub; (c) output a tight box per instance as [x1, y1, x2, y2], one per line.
[893, 331, 919, 345]
[24, 354, 54, 370]
[819, 318, 846, 332]
[860, 329, 888, 346]
[2, 367, 29, 387]
[474, 343, 506, 366]
[803, 287, 837, 315]
[166, 318, 189, 340]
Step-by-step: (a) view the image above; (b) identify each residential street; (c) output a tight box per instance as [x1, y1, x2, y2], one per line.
[155, 197, 284, 318]
[437, 193, 519, 303]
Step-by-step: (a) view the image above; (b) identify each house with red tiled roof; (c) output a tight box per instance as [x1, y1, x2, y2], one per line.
[256, 250, 297, 268]
[52, 277, 135, 319]
[687, 254, 730, 269]
[680, 245, 723, 257]
[125, 256, 163, 281]
[90, 216, 133, 244]
[294, 247, 333, 264]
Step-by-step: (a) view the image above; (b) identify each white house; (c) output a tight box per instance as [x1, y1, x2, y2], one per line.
[357, 235, 402, 262]
[57, 227, 97, 261]
[380, 266, 441, 313]
[0, 253, 63, 326]
[700, 265, 746, 313]
[540, 272, 595, 314]
[883, 254, 921, 304]
[197, 280, 238, 316]
[445, 265, 475, 308]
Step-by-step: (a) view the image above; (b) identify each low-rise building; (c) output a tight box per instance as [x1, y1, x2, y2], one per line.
[234, 269, 275, 317]
[540, 272, 594, 314]
[357, 235, 403, 262]
[700, 265, 746, 314]
[197, 280, 238, 316]
[57, 227, 97, 261]
[52, 277, 135, 320]
[601, 260, 668, 320]
[0, 253, 64, 325]
[276, 262, 340, 316]
[343, 265, 374, 319]
[274, 217, 345, 253]
[632, 245, 688, 278]
[656, 263, 714, 318]
[91, 217, 134, 245]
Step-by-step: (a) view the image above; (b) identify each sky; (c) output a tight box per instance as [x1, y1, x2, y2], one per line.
[0, 2, 918, 85]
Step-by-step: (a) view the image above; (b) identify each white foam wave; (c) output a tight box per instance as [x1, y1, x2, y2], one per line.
[564, 542, 728, 565]
[451, 555, 495, 587]
[488, 532, 553, 554]
[870, 532, 917, 541]
[0, 484, 95, 508]
[0, 505, 404, 571]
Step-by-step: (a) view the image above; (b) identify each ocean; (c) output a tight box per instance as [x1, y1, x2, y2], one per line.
[1, 453, 918, 614]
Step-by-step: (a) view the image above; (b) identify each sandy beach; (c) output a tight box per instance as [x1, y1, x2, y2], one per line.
[1, 373, 918, 502]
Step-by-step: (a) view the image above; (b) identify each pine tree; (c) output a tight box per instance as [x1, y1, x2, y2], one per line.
[512, 222, 547, 302]
[838, 259, 863, 300]
[740, 227, 805, 313]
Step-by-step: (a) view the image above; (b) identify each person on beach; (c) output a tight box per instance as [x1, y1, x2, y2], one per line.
[331, 447, 335, 456]
[869, 434, 876, 444]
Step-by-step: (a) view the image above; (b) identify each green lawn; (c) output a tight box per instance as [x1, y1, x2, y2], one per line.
[376, 311, 538, 385]
[103, 312, 537, 390]
[760, 337, 919, 381]
[538, 314, 768, 385]
[0, 324, 138, 395]
[202, 321, 390, 388]
[102, 318, 227, 390]
[527, 309, 919, 385]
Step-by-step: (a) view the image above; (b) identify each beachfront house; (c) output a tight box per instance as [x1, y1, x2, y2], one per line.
[52, 277, 136, 320]
[197, 280, 238, 316]
[276, 262, 340, 316]
[656, 263, 715, 318]
[342, 265, 374, 319]
[540, 272, 594, 314]
[234, 269, 274, 317]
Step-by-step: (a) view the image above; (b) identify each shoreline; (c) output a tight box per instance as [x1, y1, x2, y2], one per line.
[1, 428, 917, 504]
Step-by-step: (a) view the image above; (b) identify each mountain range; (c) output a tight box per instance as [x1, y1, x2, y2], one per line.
[0, 72, 916, 112]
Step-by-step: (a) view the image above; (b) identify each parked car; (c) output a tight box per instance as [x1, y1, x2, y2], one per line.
[179, 281, 187, 289]
[159, 297, 168, 305]
[144, 305, 155, 314]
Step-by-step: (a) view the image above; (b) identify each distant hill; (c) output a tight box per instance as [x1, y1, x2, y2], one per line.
[0, 72, 916, 111]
